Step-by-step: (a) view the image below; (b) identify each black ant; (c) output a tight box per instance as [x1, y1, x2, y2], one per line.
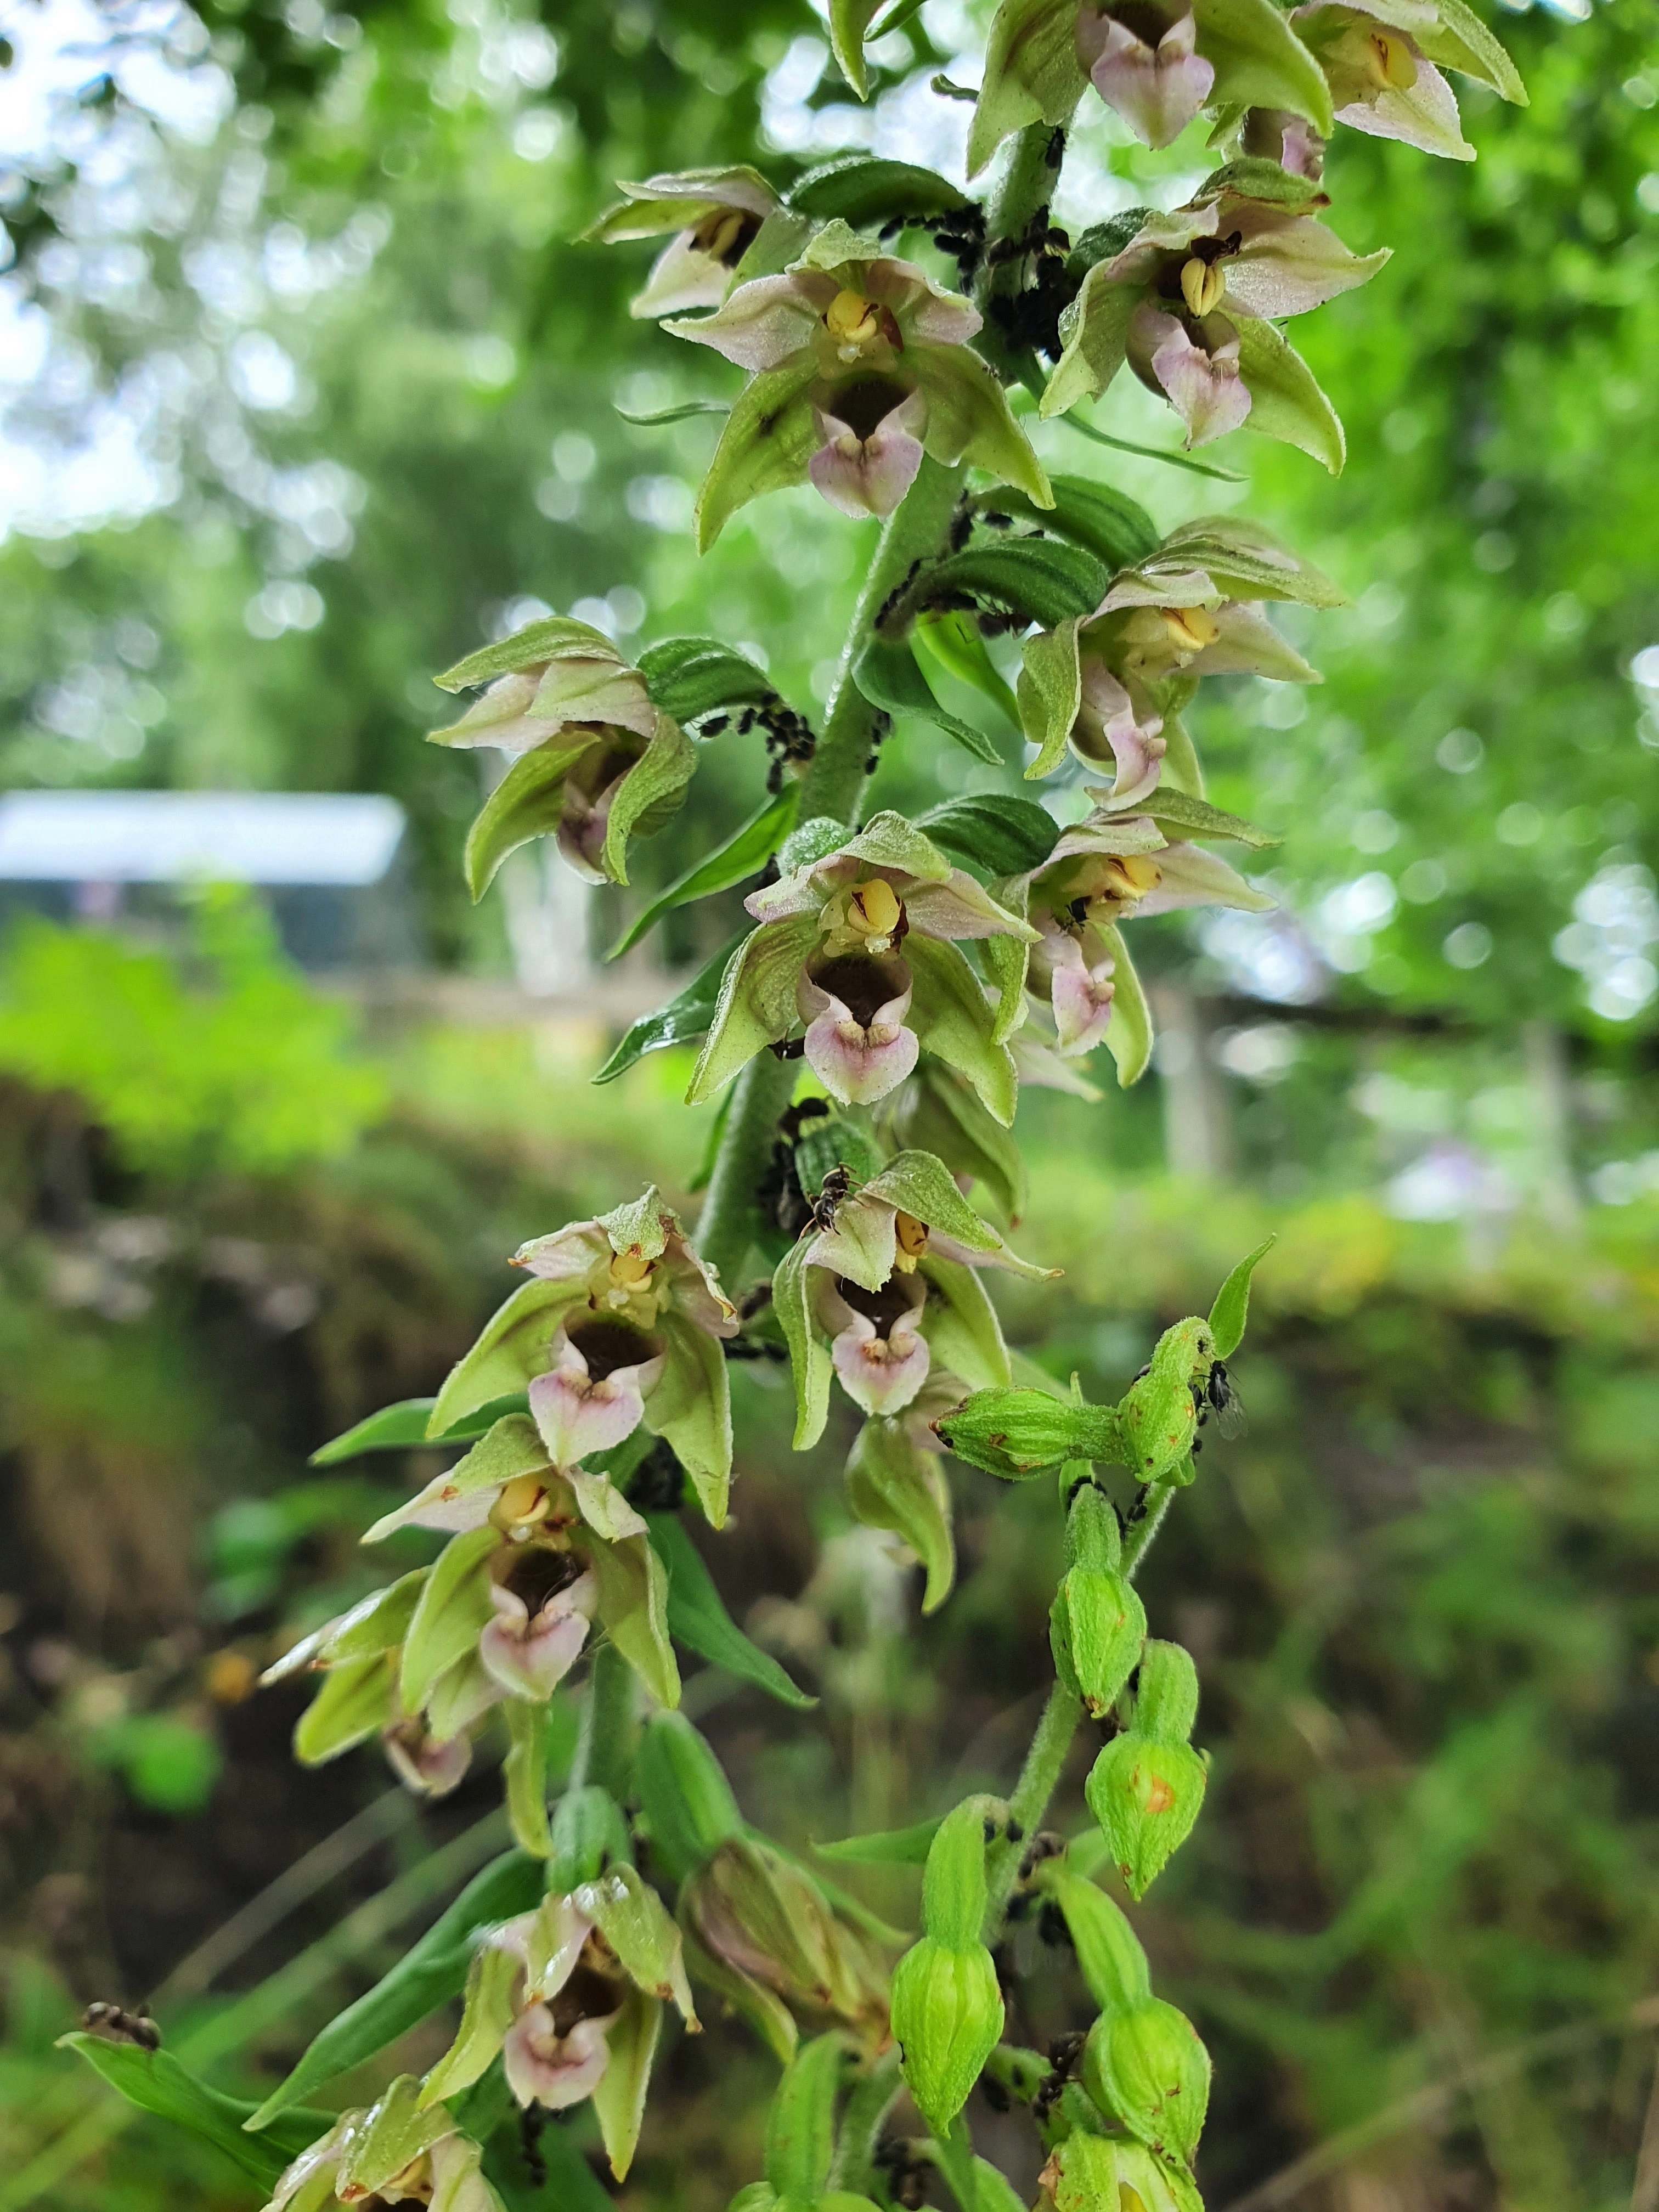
[1033, 2031, 1087, 2119]
[809, 1164, 852, 1233]
[623, 1437, 687, 1511]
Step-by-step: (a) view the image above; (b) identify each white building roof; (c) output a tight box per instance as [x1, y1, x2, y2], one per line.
[0, 791, 407, 888]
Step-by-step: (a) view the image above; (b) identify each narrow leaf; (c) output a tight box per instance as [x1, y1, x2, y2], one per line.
[854, 636, 1003, 765]
[609, 788, 798, 960]
[646, 1513, 817, 1709]
[636, 635, 777, 723]
[616, 398, 731, 425]
[812, 1816, 941, 1866]
[1058, 411, 1246, 483]
[59, 2037, 328, 2186]
[594, 930, 747, 1086]
[1207, 1235, 1274, 1359]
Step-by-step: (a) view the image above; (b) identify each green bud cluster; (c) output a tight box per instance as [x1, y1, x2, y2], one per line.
[889, 1801, 1007, 2133]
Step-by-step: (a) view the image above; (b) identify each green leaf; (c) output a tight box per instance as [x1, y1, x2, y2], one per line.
[58, 2036, 327, 2188]
[977, 476, 1158, 573]
[913, 613, 1020, 731]
[1057, 410, 1247, 483]
[911, 797, 1060, 880]
[765, 2031, 849, 2201]
[813, 1816, 941, 1865]
[1017, 617, 1082, 778]
[1144, 789, 1277, 849]
[594, 929, 748, 1085]
[294, 1652, 397, 1766]
[503, 1698, 552, 1858]
[1042, 262, 1138, 420]
[635, 635, 778, 723]
[1100, 925, 1152, 1088]
[247, 1848, 546, 2124]
[647, 1511, 817, 1708]
[1193, 0, 1334, 133]
[1237, 319, 1346, 475]
[399, 1526, 498, 1716]
[310, 1396, 438, 1464]
[636, 1711, 744, 1888]
[1207, 1235, 1274, 1359]
[436, 615, 616, 693]
[845, 1415, 956, 1612]
[695, 360, 821, 550]
[788, 155, 969, 224]
[915, 541, 1108, 630]
[616, 396, 732, 425]
[827, 0, 884, 96]
[610, 788, 798, 959]
[686, 914, 822, 1102]
[772, 1234, 833, 1452]
[853, 637, 1003, 766]
[967, 0, 1086, 177]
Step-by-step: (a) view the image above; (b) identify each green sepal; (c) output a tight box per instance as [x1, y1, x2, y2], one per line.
[772, 1233, 834, 1452]
[263, 1572, 428, 1683]
[907, 935, 1018, 1128]
[591, 1986, 662, 2182]
[812, 1815, 942, 1866]
[1018, 617, 1082, 778]
[637, 1711, 744, 1888]
[340, 2077, 455, 2197]
[881, 1063, 1028, 1224]
[918, 1254, 1013, 1393]
[462, 733, 589, 900]
[436, 615, 615, 693]
[1194, 0, 1334, 132]
[910, 343, 1053, 506]
[1100, 925, 1152, 1090]
[1143, 789, 1277, 849]
[600, 715, 699, 887]
[845, 1415, 956, 1613]
[294, 1651, 397, 1766]
[1150, 515, 1346, 607]
[687, 915, 823, 1103]
[1208, 1235, 1274, 1358]
[595, 929, 747, 1085]
[1410, 0, 1526, 99]
[416, 1939, 522, 2107]
[246, 1849, 545, 2124]
[399, 1526, 499, 1717]
[1042, 262, 1138, 420]
[854, 635, 1003, 766]
[1237, 318, 1345, 473]
[428, 1280, 585, 1436]
[575, 1861, 697, 2020]
[647, 1511, 817, 1709]
[827, 0, 884, 96]
[610, 788, 798, 959]
[648, 1314, 732, 1529]
[1081, 1999, 1212, 2167]
[57, 2036, 329, 2189]
[695, 360, 821, 550]
[361, 1415, 550, 1546]
[967, 0, 1085, 178]
[590, 1531, 680, 1709]
[680, 1926, 799, 2066]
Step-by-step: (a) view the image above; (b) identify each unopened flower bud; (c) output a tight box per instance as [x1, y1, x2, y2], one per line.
[681, 1837, 883, 2023]
[1081, 1998, 1211, 2168]
[889, 1935, 1004, 2134]
[934, 1388, 1119, 1479]
[1085, 1734, 1207, 1901]
[636, 1713, 743, 1887]
[1051, 1565, 1146, 1718]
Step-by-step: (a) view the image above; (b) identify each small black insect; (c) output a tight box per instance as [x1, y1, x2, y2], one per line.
[82, 2002, 160, 2050]
[520, 2104, 548, 2188]
[1205, 1359, 1247, 1439]
[810, 1164, 852, 1232]
[1033, 2030, 1087, 2118]
[1190, 227, 1245, 267]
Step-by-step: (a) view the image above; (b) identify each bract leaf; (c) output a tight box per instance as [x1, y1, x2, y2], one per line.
[789, 155, 969, 224]
[772, 1235, 833, 1452]
[977, 476, 1159, 572]
[1208, 1234, 1274, 1358]
[694, 360, 821, 550]
[609, 788, 799, 960]
[914, 797, 1060, 878]
[853, 636, 1003, 766]
[916, 541, 1108, 630]
[57, 2037, 324, 2187]
[636, 635, 777, 722]
[647, 1512, 817, 1709]
[591, 1987, 663, 2181]
[594, 929, 747, 1086]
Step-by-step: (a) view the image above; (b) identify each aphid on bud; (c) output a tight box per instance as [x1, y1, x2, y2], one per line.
[82, 2002, 160, 2050]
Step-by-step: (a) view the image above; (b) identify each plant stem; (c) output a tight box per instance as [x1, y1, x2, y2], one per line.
[694, 457, 963, 1284]
[1122, 1479, 1177, 1581]
[981, 1678, 1082, 1940]
[827, 2045, 904, 2194]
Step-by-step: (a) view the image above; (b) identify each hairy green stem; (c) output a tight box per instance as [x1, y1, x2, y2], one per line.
[827, 2044, 904, 2194]
[574, 1641, 637, 1802]
[693, 457, 963, 1284]
[1122, 1479, 1177, 1580]
[981, 1678, 1083, 1941]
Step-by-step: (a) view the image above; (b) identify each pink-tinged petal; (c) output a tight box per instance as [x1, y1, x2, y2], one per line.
[518, 1893, 595, 1999]
[1277, 113, 1327, 179]
[829, 1306, 932, 1418]
[531, 660, 659, 742]
[663, 270, 837, 370]
[862, 257, 982, 346]
[432, 671, 566, 759]
[1222, 213, 1389, 320]
[528, 1336, 658, 1468]
[661, 1232, 739, 1338]
[1190, 601, 1317, 682]
[479, 1570, 598, 1700]
[809, 388, 927, 520]
[1076, 9, 1215, 149]
[1076, 659, 1166, 808]
[800, 971, 919, 1106]
[1045, 927, 1118, 1056]
[553, 734, 647, 887]
[1126, 840, 1275, 917]
[1334, 56, 1469, 158]
[903, 868, 1035, 942]
[745, 849, 859, 924]
[382, 1720, 472, 1798]
[503, 2006, 614, 2111]
[1134, 304, 1251, 447]
[512, 1219, 613, 1282]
